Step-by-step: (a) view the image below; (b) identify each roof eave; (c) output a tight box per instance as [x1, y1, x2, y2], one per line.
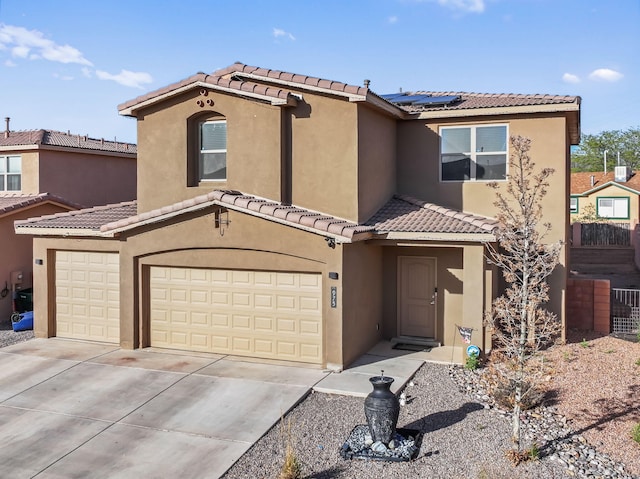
[378, 231, 496, 242]
[580, 181, 640, 196]
[119, 80, 296, 117]
[14, 226, 106, 237]
[414, 102, 581, 120]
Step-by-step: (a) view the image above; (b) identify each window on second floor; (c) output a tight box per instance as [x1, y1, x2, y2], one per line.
[0, 155, 21, 191]
[597, 197, 629, 219]
[199, 120, 227, 181]
[440, 124, 508, 181]
[570, 197, 578, 213]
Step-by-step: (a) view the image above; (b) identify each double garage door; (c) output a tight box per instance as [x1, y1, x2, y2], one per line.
[55, 252, 323, 364]
[149, 267, 323, 364]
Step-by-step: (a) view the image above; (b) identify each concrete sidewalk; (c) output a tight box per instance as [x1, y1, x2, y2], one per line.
[0, 338, 439, 478]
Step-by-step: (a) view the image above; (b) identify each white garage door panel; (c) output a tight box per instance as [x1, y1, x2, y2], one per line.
[149, 267, 323, 364]
[55, 251, 120, 344]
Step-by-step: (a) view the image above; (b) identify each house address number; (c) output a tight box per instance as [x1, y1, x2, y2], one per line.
[331, 286, 337, 308]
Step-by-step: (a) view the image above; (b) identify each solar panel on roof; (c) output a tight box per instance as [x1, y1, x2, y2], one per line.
[380, 93, 408, 102]
[394, 94, 432, 105]
[412, 95, 461, 106]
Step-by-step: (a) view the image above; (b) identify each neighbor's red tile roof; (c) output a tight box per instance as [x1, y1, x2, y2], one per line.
[397, 91, 580, 113]
[0, 193, 80, 216]
[15, 201, 137, 232]
[0, 130, 136, 154]
[367, 195, 498, 234]
[571, 171, 640, 195]
[16, 190, 498, 241]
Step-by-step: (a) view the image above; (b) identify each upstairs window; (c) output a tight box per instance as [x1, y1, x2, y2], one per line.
[440, 125, 507, 181]
[199, 120, 227, 181]
[597, 197, 629, 219]
[0, 155, 21, 191]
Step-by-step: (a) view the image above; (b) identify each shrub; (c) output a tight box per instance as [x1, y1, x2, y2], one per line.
[465, 352, 481, 371]
[633, 423, 640, 445]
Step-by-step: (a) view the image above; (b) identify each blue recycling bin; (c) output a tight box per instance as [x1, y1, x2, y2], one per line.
[12, 311, 33, 332]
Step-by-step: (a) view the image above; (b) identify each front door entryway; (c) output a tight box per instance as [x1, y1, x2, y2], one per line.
[398, 256, 436, 338]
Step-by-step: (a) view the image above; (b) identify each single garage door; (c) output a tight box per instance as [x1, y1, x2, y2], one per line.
[149, 267, 323, 364]
[55, 251, 120, 343]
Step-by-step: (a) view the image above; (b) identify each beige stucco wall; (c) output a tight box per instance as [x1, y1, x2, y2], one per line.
[341, 241, 384, 367]
[133, 88, 371, 222]
[357, 104, 396, 223]
[135, 90, 283, 213]
[396, 113, 570, 326]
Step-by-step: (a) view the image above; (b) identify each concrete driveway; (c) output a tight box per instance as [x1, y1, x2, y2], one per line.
[0, 338, 329, 479]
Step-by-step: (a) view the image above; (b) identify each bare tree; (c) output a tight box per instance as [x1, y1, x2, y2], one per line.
[485, 135, 563, 460]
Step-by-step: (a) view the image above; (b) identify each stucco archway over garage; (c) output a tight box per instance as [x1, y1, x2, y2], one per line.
[147, 266, 324, 364]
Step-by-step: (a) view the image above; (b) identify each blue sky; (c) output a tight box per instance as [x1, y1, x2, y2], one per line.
[0, 0, 637, 144]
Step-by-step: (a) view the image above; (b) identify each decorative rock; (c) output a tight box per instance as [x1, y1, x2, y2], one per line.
[370, 441, 387, 454]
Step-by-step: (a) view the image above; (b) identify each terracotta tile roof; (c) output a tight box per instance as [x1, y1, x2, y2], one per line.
[214, 62, 369, 97]
[571, 171, 640, 195]
[15, 201, 137, 232]
[0, 193, 80, 217]
[118, 62, 379, 116]
[366, 195, 498, 235]
[118, 68, 297, 114]
[0, 129, 136, 154]
[390, 91, 580, 113]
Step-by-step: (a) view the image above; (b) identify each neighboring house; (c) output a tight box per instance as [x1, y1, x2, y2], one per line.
[0, 124, 137, 321]
[571, 168, 640, 225]
[16, 63, 580, 369]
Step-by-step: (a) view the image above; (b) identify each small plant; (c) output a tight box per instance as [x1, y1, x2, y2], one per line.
[580, 338, 590, 348]
[562, 351, 575, 362]
[279, 416, 302, 479]
[604, 349, 615, 354]
[465, 352, 481, 371]
[527, 443, 540, 460]
[635, 358, 640, 367]
[633, 423, 640, 445]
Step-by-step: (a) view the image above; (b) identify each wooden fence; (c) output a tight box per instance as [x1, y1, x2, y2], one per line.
[580, 222, 631, 246]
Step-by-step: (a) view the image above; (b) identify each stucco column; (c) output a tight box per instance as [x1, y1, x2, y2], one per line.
[462, 244, 485, 361]
[31, 238, 54, 338]
[118, 246, 137, 349]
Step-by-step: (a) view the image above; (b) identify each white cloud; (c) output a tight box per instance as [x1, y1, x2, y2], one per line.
[4, 59, 16, 67]
[0, 24, 92, 66]
[588, 68, 623, 82]
[81, 67, 92, 78]
[53, 73, 74, 81]
[388, 15, 399, 24]
[273, 28, 295, 41]
[428, 0, 485, 13]
[562, 73, 580, 84]
[95, 69, 153, 89]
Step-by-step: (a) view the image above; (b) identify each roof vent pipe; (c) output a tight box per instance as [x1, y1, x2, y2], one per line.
[364, 79, 370, 88]
[4, 117, 9, 138]
[590, 175, 595, 187]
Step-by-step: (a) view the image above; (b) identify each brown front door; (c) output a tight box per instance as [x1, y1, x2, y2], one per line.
[398, 256, 436, 338]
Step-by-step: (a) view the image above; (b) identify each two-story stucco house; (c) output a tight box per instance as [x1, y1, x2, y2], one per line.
[1, 123, 136, 321]
[16, 63, 580, 369]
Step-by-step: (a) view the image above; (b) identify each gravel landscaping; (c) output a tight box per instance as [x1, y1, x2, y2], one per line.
[224, 332, 640, 479]
[0, 320, 34, 348]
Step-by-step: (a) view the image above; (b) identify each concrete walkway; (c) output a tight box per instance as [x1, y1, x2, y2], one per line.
[0, 338, 443, 478]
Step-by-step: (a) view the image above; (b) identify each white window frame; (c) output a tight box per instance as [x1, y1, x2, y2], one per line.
[199, 119, 227, 181]
[439, 124, 508, 182]
[0, 155, 22, 192]
[570, 197, 578, 214]
[597, 197, 629, 219]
